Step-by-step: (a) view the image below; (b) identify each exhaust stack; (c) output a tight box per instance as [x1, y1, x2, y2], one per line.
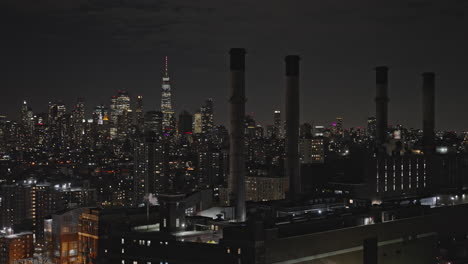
[285, 55, 301, 200]
[422, 72, 435, 154]
[228, 48, 246, 222]
[375, 66, 389, 150]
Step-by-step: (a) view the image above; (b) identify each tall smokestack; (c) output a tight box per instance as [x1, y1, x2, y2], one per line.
[375, 66, 389, 150]
[422, 72, 435, 154]
[285, 55, 301, 200]
[229, 48, 246, 222]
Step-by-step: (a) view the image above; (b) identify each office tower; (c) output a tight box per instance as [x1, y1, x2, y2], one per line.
[367, 117, 377, 139]
[110, 90, 131, 139]
[335, 117, 343, 136]
[92, 105, 108, 126]
[161, 56, 176, 133]
[20, 100, 29, 126]
[135, 95, 144, 129]
[91, 105, 109, 147]
[285, 55, 301, 200]
[266, 125, 275, 138]
[273, 110, 282, 137]
[201, 98, 214, 134]
[228, 48, 246, 222]
[422, 73, 435, 155]
[299, 139, 312, 164]
[314, 125, 325, 137]
[71, 98, 85, 145]
[48, 100, 66, 126]
[20, 101, 34, 132]
[300, 123, 312, 138]
[144, 111, 163, 134]
[245, 115, 256, 138]
[197, 149, 228, 188]
[311, 137, 325, 163]
[193, 112, 203, 134]
[178, 110, 193, 134]
[134, 132, 165, 205]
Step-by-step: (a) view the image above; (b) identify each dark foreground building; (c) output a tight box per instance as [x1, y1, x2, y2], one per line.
[95, 202, 468, 264]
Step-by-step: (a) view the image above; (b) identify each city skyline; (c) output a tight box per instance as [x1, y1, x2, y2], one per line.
[3, 61, 466, 132]
[2, 0, 468, 130]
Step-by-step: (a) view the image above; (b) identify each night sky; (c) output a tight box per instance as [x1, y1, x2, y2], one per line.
[1, 0, 468, 131]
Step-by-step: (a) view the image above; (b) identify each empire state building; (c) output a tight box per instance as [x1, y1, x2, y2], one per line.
[161, 56, 175, 132]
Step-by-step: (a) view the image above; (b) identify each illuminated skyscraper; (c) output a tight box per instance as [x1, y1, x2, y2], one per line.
[367, 116, 377, 139]
[335, 117, 343, 136]
[273, 110, 282, 138]
[161, 56, 175, 133]
[201, 98, 214, 134]
[144, 111, 163, 134]
[109, 90, 131, 139]
[135, 95, 144, 129]
[71, 98, 85, 145]
[193, 112, 202, 134]
[48, 100, 66, 126]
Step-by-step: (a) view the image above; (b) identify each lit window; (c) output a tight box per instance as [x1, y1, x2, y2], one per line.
[121, 238, 125, 244]
[122, 248, 125, 253]
[238, 248, 241, 255]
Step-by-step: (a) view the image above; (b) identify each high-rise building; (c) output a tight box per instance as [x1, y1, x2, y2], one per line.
[20, 101, 34, 132]
[161, 56, 175, 133]
[92, 105, 108, 126]
[334, 117, 343, 136]
[311, 137, 325, 163]
[135, 95, 144, 129]
[71, 98, 85, 145]
[300, 123, 312, 138]
[144, 111, 163, 134]
[109, 90, 131, 139]
[193, 112, 203, 134]
[50, 208, 87, 264]
[178, 110, 193, 134]
[48, 100, 66, 126]
[201, 98, 214, 134]
[367, 117, 377, 139]
[0, 231, 33, 264]
[134, 133, 164, 205]
[273, 110, 282, 138]
[314, 125, 325, 137]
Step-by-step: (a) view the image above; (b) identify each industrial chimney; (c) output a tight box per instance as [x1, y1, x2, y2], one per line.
[285, 55, 301, 200]
[228, 48, 246, 222]
[422, 72, 435, 154]
[375, 66, 389, 150]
